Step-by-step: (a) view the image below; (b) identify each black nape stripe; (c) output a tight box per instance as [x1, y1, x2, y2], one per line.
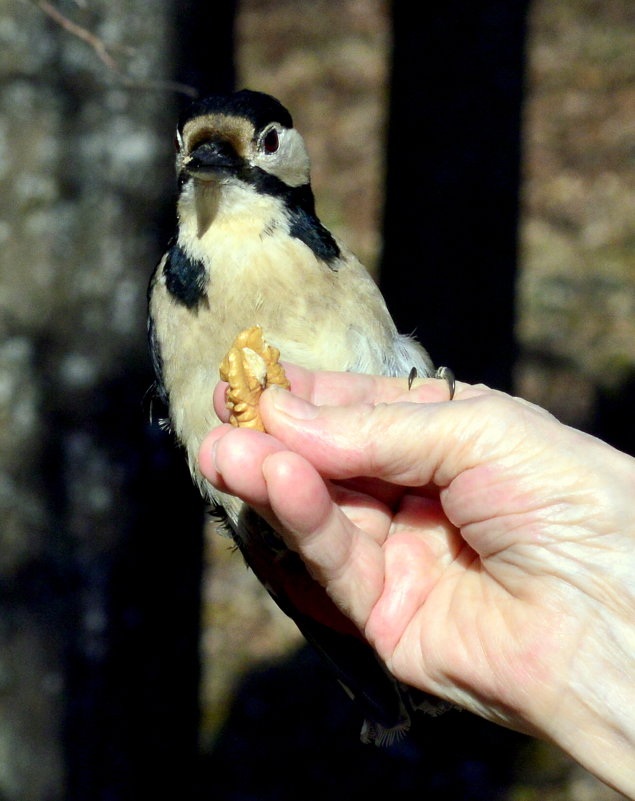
[164, 242, 208, 309]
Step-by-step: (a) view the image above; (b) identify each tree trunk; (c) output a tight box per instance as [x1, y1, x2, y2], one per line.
[0, 0, 236, 796]
[381, 0, 529, 391]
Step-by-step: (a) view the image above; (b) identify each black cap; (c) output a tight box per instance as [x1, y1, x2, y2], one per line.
[178, 89, 293, 134]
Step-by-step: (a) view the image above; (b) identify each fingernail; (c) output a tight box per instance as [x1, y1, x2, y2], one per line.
[268, 387, 318, 420]
[210, 439, 220, 472]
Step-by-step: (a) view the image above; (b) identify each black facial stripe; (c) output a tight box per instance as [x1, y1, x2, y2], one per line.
[235, 165, 341, 267]
[163, 241, 209, 309]
[179, 89, 293, 135]
[238, 163, 311, 208]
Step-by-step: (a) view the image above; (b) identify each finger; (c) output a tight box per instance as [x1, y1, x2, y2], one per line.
[199, 426, 286, 506]
[198, 424, 234, 491]
[213, 381, 230, 422]
[335, 476, 408, 510]
[213, 363, 541, 433]
[200, 422, 398, 545]
[367, 495, 460, 656]
[291, 369, 518, 408]
[212, 367, 416, 423]
[328, 481, 393, 546]
[262, 450, 386, 629]
[286, 365, 462, 406]
[259, 388, 553, 491]
[215, 362, 466, 412]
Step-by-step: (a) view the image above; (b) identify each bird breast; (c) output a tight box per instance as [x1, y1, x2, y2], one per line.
[150, 204, 398, 493]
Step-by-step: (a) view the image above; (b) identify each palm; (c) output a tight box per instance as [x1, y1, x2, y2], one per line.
[203, 367, 635, 794]
[204, 367, 623, 733]
[275, 457, 586, 735]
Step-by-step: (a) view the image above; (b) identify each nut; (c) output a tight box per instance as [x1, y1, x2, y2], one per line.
[219, 326, 290, 431]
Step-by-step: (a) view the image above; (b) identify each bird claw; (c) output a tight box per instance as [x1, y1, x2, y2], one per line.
[407, 365, 455, 400]
[435, 365, 455, 400]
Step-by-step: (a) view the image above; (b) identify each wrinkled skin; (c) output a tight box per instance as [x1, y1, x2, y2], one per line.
[200, 366, 635, 797]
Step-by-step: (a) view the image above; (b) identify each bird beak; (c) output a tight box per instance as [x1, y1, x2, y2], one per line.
[182, 136, 240, 178]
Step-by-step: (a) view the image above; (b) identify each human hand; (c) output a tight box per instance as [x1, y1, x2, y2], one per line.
[199, 366, 635, 796]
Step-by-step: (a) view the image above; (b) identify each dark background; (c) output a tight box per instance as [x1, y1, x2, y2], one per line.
[0, 1, 632, 799]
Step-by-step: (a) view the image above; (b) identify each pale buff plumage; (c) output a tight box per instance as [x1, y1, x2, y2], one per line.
[148, 91, 448, 745]
[149, 175, 433, 518]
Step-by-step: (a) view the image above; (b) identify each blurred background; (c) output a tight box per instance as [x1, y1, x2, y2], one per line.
[0, 0, 633, 798]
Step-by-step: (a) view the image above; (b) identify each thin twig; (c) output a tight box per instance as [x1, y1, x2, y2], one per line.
[35, 0, 118, 71]
[32, 0, 198, 97]
[118, 77, 199, 98]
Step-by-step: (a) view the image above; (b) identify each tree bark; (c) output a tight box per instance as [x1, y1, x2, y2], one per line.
[0, 0, 236, 796]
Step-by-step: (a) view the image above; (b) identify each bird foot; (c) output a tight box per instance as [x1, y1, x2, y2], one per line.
[407, 365, 455, 400]
[434, 365, 455, 400]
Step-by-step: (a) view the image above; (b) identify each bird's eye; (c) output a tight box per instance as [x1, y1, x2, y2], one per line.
[262, 128, 279, 154]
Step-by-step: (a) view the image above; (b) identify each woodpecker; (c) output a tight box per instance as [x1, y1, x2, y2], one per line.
[148, 89, 452, 744]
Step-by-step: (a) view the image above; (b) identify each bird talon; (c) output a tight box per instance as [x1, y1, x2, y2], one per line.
[407, 367, 417, 390]
[435, 366, 455, 400]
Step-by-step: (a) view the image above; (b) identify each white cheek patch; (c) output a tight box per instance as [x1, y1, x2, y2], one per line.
[252, 128, 311, 187]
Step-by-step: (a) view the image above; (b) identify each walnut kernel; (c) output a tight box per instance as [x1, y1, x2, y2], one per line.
[219, 326, 290, 431]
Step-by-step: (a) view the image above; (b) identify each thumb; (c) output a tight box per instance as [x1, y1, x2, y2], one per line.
[258, 385, 534, 490]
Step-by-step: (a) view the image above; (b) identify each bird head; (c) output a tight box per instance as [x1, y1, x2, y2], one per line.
[175, 89, 311, 191]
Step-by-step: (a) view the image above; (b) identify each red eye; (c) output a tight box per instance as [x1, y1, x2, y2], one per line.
[263, 128, 279, 154]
